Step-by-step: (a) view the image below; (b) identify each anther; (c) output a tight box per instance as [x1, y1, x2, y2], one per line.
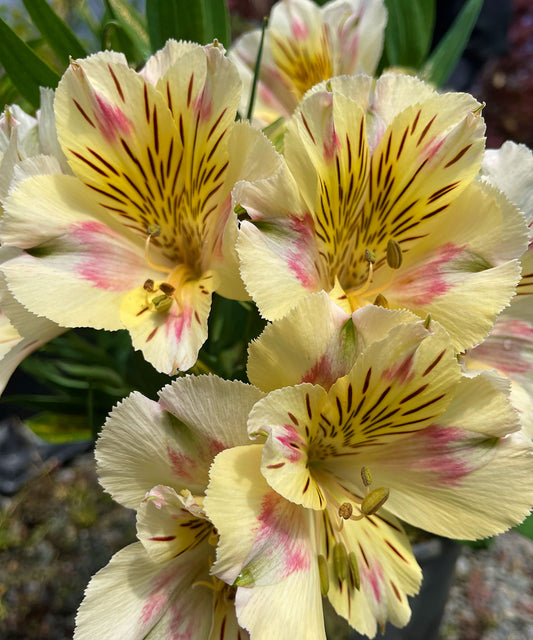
[333, 542, 348, 582]
[424, 314, 432, 329]
[348, 552, 360, 590]
[365, 248, 376, 264]
[147, 223, 161, 237]
[374, 293, 389, 308]
[234, 204, 247, 216]
[318, 554, 329, 596]
[386, 239, 403, 269]
[159, 282, 176, 296]
[361, 487, 390, 516]
[361, 466, 373, 488]
[338, 502, 353, 520]
[143, 279, 155, 292]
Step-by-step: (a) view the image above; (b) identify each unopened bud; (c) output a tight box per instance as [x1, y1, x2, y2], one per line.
[333, 542, 348, 581]
[234, 204, 247, 216]
[361, 487, 389, 516]
[318, 554, 329, 596]
[386, 239, 402, 269]
[374, 293, 389, 308]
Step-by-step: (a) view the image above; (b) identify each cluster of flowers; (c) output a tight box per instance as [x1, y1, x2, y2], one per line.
[1, 1, 532, 638]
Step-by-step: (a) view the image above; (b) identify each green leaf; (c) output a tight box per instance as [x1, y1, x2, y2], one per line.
[515, 510, 533, 541]
[422, 0, 483, 87]
[146, 0, 206, 52]
[105, 0, 151, 61]
[384, 0, 435, 69]
[247, 16, 268, 121]
[203, 0, 231, 48]
[26, 412, 92, 443]
[0, 17, 60, 108]
[21, 0, 87, 67]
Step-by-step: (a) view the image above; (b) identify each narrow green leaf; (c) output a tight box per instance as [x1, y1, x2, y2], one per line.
[422, 0, 483, 87]
[203, 0, 231, 48]
[21, 0, 87, 66]
[146, 0, 206, 52]
[102, 20, 139, 62]
[384, 0, 435, 69]
[106, 0, 151, 60]
[247, 16, 268, 121]
[0, 17, 60, 108]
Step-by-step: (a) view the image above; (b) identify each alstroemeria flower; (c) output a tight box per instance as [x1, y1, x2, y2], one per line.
[236, 73, 528, 352]
[229, 0, 387, 127]
[75, 375, 263, 639]
[465, 141, 533, 436]
[205, 294, 533, 638]
[0, 92, 69, 392]
[0, 41, 280, 374]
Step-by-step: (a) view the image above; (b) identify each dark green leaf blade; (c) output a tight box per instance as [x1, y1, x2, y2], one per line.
[203, 0, 231, 48]
[515, 510, 533, 541]
[146, 0, 206, 52]
[106, 0, 151, 60]
[384, 0, 436, 69]
[21, 0, 87, 66]
[422, 0, 483, 87]
[0, 17, 60, 108]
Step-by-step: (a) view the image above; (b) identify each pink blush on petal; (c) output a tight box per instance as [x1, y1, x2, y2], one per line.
[94, 94, 132, 142]
[382, 353, 415, 384]
[393, 243, 466, 306]
[412, 425, 471, 485]
[256, 491, 310, 575]
[72, 220, 143, 291]
[167, 446, 196, 482]
[275, 424, 305, 463]
[291, 18, 309, 40]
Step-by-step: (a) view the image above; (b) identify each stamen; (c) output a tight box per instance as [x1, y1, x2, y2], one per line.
[386, 238, 403, 269]
[374, 293, 389, 307]
[348, 552, 361, 590]
[333, 542, 348, 581]
[152, 294, 173, 312]
[361, 466, 373, 488]
[424, 313, 432, 329]
[159, 282, 176, 296]
[143, 278, 155, 292]
[144, 233, 173, 274]
[338, 502, 353, 520]
[360, 487, 390, 516]
[318, 554, 329, 596]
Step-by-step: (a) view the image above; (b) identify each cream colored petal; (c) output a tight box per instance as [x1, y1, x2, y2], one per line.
[74, 542, 213, 640]
[96, 391, 208, 508]
[205, 445, 316, 587]
[362, 427, 533, 540]
[482, 141, 533, 223]
[382, 181, 527, 351]
[1, 175, 156, 331]
[120, 270, 216, 374]
[137, 485, 212, 564]
[247, 292, 352, 393]
[235, 563, 325, 640]
[238, 217, 323, 320]
[322, 510, 421, 637]
[325, 0, 387, 77]
[215, 121, 282, 300]
[158, 374, 264, 450]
